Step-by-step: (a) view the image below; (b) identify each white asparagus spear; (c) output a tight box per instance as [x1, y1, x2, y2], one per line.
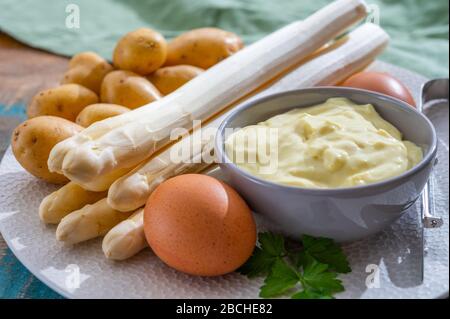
[102, 209, 147, 260]
[76, 166, 135, 192]
[39, 182, 107, 224]
[56, 198, 133, 245]
[48, 0, 367, 186]
[257, 23, 390, 97]
[108, 23, 390, 212]
[107, 129, 215, 211]
[47, 102, 163, 175]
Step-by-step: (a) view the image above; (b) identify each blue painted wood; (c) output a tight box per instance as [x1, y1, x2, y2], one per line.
[0, 103, 27, 119]
[0, 247, 63, 299]
[0, 102, 62, 298]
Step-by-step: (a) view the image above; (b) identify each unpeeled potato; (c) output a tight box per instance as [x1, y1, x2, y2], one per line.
[11, 116, 83, 184]
[147, 65, 204, 95]
[165, 28, 244, 69]
[76, 103, 130, 127]
[100, 70, 161, 109]
[61, 52, 114, 94]
[113, 28, 167, 75]
[27, 84, 98, 121]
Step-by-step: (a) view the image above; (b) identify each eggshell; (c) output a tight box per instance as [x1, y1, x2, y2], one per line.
[342, 72, 416, 107]
[144, 174, 256, 276]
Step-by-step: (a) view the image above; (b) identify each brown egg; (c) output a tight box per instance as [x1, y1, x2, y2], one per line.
[144, 174, 256, 276]
[342, 72, 416, 107]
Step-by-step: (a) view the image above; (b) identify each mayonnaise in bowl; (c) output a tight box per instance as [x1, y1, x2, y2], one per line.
[225, 97, 423, 189]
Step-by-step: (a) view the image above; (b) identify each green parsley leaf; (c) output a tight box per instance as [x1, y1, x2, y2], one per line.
[259, 232, 286, 257]
[299, 252, 344, 295]
[259, 259, 299, 298]
[238, 247, 277, 278]
[301, 235, 351, 273]
[239, 232, 350, 299]
[238, 232, 286, 277]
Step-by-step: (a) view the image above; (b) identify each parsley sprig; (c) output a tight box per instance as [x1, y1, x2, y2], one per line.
[239, 232, 351, 299]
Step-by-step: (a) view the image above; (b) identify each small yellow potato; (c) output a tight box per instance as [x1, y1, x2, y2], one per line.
[148, 65, 204, 95]
[165, 28, 244, 69]
[61, 52, 114, 94]
[100, 70, 161, 109]
[27, 84, 98, 121]
[11, 116, 83, 184]
[113, 28, 167, 75]
[75, 103, 130, 127]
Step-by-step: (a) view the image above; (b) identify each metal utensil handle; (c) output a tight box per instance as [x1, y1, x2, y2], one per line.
[419, 79, 448, 228]
[422, 167, 443, 228]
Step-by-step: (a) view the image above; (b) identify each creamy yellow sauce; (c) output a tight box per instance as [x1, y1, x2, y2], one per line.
[225, 98, 423, 188]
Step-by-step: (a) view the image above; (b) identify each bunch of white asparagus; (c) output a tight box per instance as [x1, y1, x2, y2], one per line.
[39, 0, 390, 261]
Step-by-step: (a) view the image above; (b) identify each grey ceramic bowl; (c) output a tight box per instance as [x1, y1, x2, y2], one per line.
[215, 87, 437, 242]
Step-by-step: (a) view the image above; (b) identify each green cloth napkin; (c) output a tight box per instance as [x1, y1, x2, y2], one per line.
[0, 0, 448, 78]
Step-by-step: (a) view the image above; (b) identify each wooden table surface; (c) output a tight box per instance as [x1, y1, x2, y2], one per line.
[0, 33, 68, 298]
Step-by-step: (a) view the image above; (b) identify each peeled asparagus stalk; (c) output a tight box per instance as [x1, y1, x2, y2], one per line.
[108, 130, 215, 211]
[56, 198, 133, 245]
[108, 23, 390, 213]
[102, 209, 147, 260]
[48, 0, 367, 187]
[39, 182, 106, 224]
[76, 166, 135, 192]
[258, 23, 390, 97]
